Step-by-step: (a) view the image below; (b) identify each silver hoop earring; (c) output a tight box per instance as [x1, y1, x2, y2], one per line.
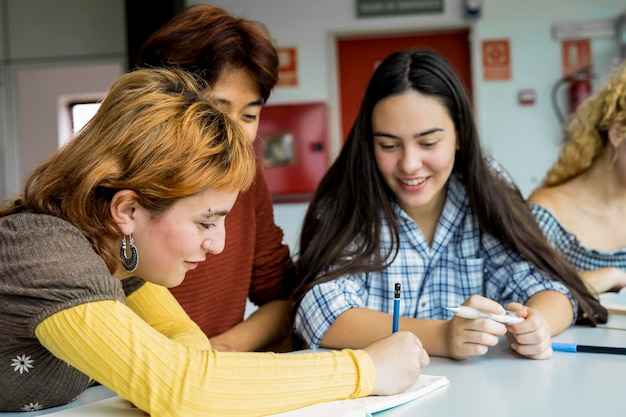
[120, 234, 139, 273]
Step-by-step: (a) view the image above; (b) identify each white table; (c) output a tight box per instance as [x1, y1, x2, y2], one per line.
[599, 311, 626, 330]
[3, 317, 625, 417]
[377, 322, 626, 417]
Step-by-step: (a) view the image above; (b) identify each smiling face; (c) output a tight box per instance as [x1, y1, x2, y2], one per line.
[372, 90, 458, 222]
[210, 67, 263, 143]
[130, 187, 239, 287]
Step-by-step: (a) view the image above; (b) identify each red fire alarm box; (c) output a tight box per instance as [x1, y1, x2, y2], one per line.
[254, 102, 329, 202]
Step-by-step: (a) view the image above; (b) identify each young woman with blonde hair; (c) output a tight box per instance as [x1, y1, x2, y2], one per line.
[529, 62, 626, 294]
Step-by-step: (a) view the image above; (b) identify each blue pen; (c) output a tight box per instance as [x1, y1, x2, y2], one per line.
[552, 342, 626, 355]
[392, 283, 401, 333]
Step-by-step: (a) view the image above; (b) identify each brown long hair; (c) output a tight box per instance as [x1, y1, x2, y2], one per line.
[136, 4, 279, 102]
[0, 68, 256, 273]
[291, 49, 607, 327]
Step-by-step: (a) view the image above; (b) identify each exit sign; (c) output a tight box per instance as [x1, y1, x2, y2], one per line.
[357, 0, 443, 17]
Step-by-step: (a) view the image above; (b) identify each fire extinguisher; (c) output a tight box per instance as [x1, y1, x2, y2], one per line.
[551, 67, 593, 124]
[568, 69, 592, 114]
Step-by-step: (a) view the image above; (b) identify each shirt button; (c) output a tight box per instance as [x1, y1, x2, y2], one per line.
[421, 301, 427, 308]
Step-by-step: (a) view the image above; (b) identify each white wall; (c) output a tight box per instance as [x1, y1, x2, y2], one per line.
[6, 0, 125, 60]
[15, 63, 123, 179]
[0, 0, 126, 199]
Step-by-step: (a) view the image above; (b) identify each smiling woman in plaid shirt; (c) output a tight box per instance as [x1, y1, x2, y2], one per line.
[290, 49, 607, 361]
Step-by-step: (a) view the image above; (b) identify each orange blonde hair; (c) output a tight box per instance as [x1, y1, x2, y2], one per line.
[1, 68, 256, 272]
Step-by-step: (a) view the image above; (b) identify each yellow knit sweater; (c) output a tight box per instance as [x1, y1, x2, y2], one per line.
[35, 282, 375, 417]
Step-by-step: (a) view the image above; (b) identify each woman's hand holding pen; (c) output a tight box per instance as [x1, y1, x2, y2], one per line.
[445, 295, 510, 360]
[504, 302, 553, 360]
[443, 295, 553, 360]
[362, 331, 430, 396]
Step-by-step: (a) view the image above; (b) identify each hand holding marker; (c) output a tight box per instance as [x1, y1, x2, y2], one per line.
[444, 306, 626, 355]
[445, 306, 626, 356]
[446, 305, 524, 325]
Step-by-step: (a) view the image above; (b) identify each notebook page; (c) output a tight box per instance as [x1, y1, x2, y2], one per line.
[269, 374, 449, 417]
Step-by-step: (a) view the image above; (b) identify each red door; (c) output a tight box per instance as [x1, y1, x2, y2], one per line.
[337, 29, 472, 140]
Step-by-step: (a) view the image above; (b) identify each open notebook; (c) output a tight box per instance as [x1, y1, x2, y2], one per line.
[268, 374, 449, 416]
[44, 374, 448, 417]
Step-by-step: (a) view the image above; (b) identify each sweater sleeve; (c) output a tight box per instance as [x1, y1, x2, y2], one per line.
[35, 300, 375, 417]
[125, 281, 211, 350]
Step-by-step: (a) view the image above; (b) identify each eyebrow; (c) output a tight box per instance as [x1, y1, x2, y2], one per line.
[215, 97, 264, 108]
[205, 209, 230, 218]
[373, 127, 444, 139]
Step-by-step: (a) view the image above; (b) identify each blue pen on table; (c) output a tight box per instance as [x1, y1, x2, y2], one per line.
[392, 283, 401, 333]
[552, 342, 626, 355]
[446, 305, 524, 325]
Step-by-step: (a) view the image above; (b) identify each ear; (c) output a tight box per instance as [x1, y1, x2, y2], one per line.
[110, 190, 140, 236]
[608, 121, 624, 148]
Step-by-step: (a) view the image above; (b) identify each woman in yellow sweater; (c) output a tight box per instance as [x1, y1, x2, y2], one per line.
[0, 68, 429, 416]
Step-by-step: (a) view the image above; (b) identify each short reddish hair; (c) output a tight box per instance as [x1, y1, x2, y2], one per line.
[137, 4, 279, 102]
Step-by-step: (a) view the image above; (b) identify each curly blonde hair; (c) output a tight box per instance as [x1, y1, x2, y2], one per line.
[542, 61, 626, 187]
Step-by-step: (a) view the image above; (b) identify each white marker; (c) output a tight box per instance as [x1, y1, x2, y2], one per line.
[446, 306, 524, 325]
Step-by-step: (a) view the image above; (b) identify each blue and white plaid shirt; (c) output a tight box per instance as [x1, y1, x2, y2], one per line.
[295, 174, 577, 348]
[531, 204, 626, 272]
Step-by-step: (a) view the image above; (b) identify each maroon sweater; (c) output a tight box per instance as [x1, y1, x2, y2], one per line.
[170, 162, 295, 338]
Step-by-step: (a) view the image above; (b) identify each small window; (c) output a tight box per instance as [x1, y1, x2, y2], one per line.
[59, 94, 105, 148]
[70, 101, 101, 134]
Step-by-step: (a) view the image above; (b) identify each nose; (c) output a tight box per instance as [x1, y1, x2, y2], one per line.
[242, 124, 258, 144]
[202, 226, 226, 255]
[398, 146, 423, 174]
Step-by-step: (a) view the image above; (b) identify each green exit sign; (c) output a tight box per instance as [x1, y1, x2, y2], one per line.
[357, 0, 444, 17]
